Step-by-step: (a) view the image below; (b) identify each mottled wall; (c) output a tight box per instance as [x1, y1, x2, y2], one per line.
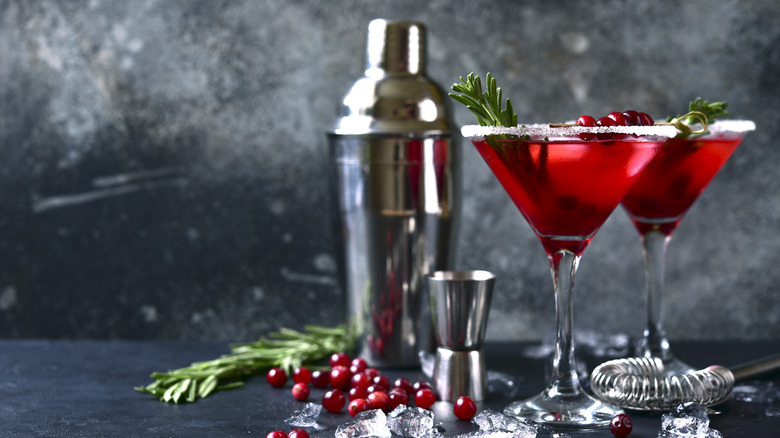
[1, 0, 778, 342]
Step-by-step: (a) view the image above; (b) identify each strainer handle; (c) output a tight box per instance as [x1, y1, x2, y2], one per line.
[731, 353, 780, 381]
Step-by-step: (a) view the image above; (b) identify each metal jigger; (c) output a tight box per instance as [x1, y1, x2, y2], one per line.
[427, 270, 495, 401]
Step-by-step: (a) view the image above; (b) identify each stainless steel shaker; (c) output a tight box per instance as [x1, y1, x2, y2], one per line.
[328, 19, 460, 368]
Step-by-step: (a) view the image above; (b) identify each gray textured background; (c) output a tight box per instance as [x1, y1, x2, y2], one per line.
[1, 0, 778, 342]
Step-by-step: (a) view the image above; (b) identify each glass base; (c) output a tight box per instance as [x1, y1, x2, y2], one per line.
[504, 390, 622, 429]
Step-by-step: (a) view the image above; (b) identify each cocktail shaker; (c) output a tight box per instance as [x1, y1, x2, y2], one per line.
[328, 19, 460, 368]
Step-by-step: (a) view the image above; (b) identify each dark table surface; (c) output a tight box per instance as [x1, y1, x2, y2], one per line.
[0, 339, 778, 437]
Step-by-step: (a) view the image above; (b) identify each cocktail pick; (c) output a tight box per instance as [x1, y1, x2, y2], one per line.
[590, 354, 780, 411]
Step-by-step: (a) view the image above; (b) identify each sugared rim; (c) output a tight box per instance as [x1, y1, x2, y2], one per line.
[460, 123, 679, 139]
[702, 119, 756, 134]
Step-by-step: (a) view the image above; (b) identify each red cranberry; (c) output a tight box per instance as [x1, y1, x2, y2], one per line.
[365, 384, 385, 394]
[372, 375, 390, 391]
[266, 432, 287, 438]
[454, 396, 477, 420]
[350, 372, 371, 389]
[292, 366, 312, 385]
[288, 429, 309, 438]
[348, 386, 369, 401]
[622, 110, 641, 126]
[414, 388, 436, 409]
[266, 367, 287, 388]
[349, 358, 368, 374]
[310, 370, 329, 388]
[368, 390, 390, 412]
[347, 398, 371, 417]
[596, 116, 618, 140]
[638, 112, 655, 126]
[329, 352, 351, 368]
[576, 114, 597, 140]
[607, 111, 629, 126]
[322, 389, 347, 413]
[392, 378, 414, 395]
[388, 388, 410, 410]
[610, 413, 633, 437]
[329, 366, 352, 391]
[412, 380, 432, 392]
[291, 382, 310, 401]
[363, 368, 381, 379]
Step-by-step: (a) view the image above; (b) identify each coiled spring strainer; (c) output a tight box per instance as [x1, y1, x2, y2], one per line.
[590, 354, 780, 411]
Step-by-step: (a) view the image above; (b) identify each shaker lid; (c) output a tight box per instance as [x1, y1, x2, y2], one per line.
[366, 19, 425, 76]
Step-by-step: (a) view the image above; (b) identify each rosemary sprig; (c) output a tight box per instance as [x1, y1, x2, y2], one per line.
[449, 73, 518, 127]
[667, 97, 729, 138]
[135, 324, 356, 403]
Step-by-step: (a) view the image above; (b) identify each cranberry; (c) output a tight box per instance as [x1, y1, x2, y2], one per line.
[368, 390, 390, 412]
[322, 389, 347, 413]
[266, 367, 287, 388]
[350, 372, 371, 389]
[372, 375, 391, 391]
[363, 368, 381, 379]
[596, 116, 618, 140]
[412, 380, 432, 392]
[414, 388, 436, 409]
[288, 429, 309, 438]
[348, 386, 369, 401]
[388, 388, 410, 410]
[607, 111, 628, 126]
[610, 413, 633, 437]
[310, 370, 329, 388]
[329, 352, 351, 368]
[329, 366, 352, 391]
[348, 398, 371, 417]
[622, 110, 641, 126]
[392, 377, 414, 395]
[266, 432, 287, 438]
[349, 358, 368, 374]
[638, 112, 655, 126]
[291, 382, 310, 401]
[454, 396, 477, 420]
[365, 384, 385, 394]
[292, 366, 312, 385]
[576, 114, 597, 140]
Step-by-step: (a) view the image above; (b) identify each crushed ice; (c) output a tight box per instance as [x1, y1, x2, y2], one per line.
[731, 381, 780, 404]
[658, 401, 722, 438]
[387, 405, 439, 437]
[470, 409, 570, 438]
[336, 409, 392, 438]
[285, 402, 323, 429]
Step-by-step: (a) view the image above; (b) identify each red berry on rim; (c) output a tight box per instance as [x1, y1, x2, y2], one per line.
[266, 367, 287, 388]
[638, 112, 655, 126]
[329, 366, 352, 391]
[622, 110, 641, 126]
[310, 370, 329, 388]
[609, 413, 633, 437]
[607, 111, 628, 126]
[414, 388, 436, 409]
[329, 352, 351, 368]
[291, 382, 310, 401]
[292, 366, 312, 385]
[288, 429, 309, 438]
[348, 386, 369, 401]
[454, 396, 477, 420]
[596, 116, 618, 140]
[368, 390, 390, 412]
[348, 398, 371, 417]
[322, 389, 347, 413]
[266, 432, 287, 438]
[576, 114, 597, 140]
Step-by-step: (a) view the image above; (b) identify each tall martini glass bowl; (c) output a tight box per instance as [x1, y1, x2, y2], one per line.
[462, 122, 676, 428]
[621, 120, 755, 375]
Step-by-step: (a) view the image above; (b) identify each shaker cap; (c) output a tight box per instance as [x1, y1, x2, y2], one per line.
[366, 19, 425, 76]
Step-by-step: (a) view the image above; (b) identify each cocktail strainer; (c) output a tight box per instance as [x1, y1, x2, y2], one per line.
[590, 354, 780, 411]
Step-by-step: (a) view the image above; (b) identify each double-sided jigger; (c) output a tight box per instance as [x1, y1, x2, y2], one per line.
[427, 270, 495, 401]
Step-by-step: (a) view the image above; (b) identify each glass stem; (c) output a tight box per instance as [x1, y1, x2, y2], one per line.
[547, 249, 582, 397]
[639, 229, 673, 361]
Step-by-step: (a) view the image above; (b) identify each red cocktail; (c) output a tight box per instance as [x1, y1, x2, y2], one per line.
[463, 123, 675, 428]
[621, 120, 755, 374]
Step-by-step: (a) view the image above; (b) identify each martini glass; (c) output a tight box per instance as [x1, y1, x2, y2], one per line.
[621, 120, 756, 376]
[462, 122, 676, 428]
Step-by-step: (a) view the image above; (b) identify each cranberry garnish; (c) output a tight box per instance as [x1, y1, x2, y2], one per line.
[350, 372, 371, 389]
[266, 367, 287, 388]
[596, 116, 618, 140]
[292, 366, 312, 385]
[607, 111, 628, 126]
[575, 114, 597, 140]
[291, 382, 310, 401]
[638, 112, 655, 126]
[348, 386, 369, 401]
[622, 110, 641, 126]
[329, 352, 351, 368]
[266, 431, 287, 438]
[310, 370, 329, 388]
[372, 375, 391, 391]
[347, 398, 371, 417]
[322, 389, 347, 413]
[609, 413, 633, 437]
[329, 366, 352, 391]
[392, 377, 414, 395]
[414, 388, 436, 409]
[388, 388, 410, 410]
[454, 396, 477, 420]
[288, 429, 310, 438]
[368, 390, 390, 412]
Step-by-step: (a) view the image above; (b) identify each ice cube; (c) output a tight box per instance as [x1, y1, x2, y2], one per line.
[336, 409, 391, 438]
[471, 409, 538, 436]
[659, 402, 722, 438]
[765, 406, 780, 417]
[285, 402, 323, 429]
[732, 381, 780, 404]
[387, 405, 438, 437]
[487, 371, 520, 398]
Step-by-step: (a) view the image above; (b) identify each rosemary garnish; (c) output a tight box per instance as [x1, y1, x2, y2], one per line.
[667, 97, 728, 138]
[135, 324, 356, 403]
[449, 73, 518, 127]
